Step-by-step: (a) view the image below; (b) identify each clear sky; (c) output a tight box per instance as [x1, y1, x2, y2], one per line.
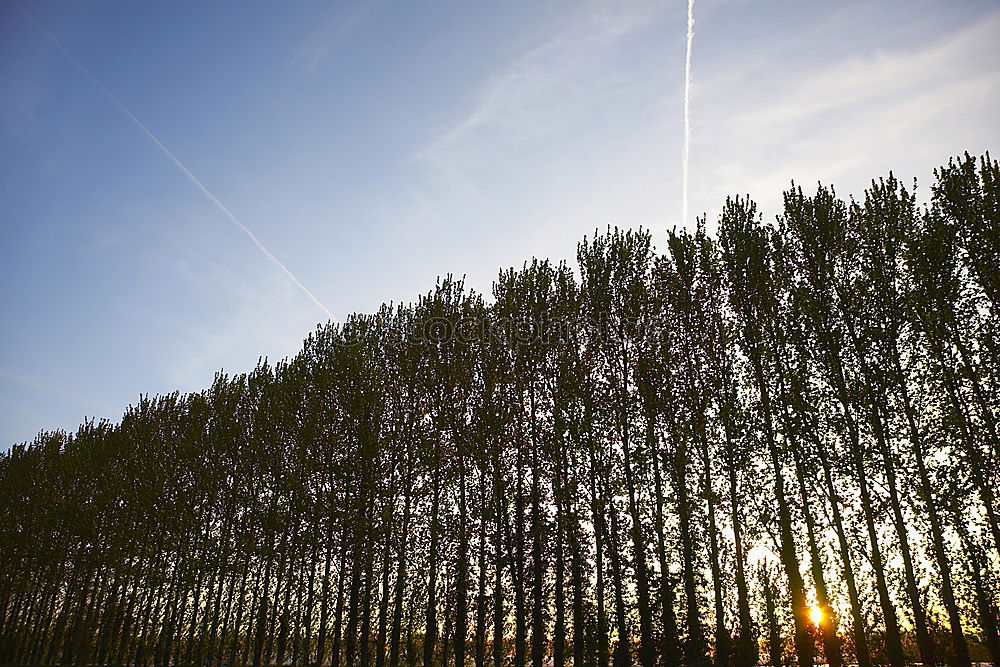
[1, 0, 998, 448]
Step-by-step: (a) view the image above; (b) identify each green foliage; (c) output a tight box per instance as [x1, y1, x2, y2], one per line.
[1, 153, 999, 667]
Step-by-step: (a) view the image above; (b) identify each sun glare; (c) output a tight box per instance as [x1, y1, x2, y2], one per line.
[810, 605, 824, 626]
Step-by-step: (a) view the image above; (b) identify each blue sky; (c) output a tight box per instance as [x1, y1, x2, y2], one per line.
[1, 0, 998, 447]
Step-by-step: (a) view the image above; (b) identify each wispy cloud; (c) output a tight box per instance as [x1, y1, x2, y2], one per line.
[413, 0, 666, 165]
[154, 258, 318, 391]
[293, 1, 375, 72]
[690, 8, 1000, 220]
[366, 0, 684, 288]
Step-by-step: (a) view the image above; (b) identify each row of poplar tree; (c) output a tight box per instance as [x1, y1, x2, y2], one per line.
[1, 153, 998, 667]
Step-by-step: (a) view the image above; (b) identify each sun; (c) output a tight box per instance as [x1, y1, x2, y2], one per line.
[809, 605, 824, 626]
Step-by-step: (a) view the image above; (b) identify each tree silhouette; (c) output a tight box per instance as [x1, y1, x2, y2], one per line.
[1, 153, 998, 667]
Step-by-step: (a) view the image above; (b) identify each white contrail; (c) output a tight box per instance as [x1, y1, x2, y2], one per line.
[18, 5, 337, 324]
[682, 0, 695, 226]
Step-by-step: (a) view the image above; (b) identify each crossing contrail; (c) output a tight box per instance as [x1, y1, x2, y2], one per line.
[682, 0, 695, 226]
[18, 5, 337, 324]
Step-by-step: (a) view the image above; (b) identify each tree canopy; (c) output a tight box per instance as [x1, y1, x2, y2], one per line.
[1, 152, 998, 667]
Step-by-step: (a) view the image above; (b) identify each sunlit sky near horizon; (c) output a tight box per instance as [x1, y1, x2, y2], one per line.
[1, 0, 998, 447]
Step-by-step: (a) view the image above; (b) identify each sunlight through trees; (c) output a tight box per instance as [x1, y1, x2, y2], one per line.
[1, 152, 998, 667]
